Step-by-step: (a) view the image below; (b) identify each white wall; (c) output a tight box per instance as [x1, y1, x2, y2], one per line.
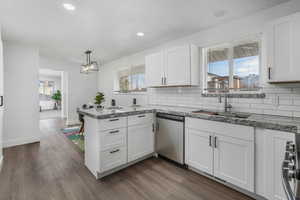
[98, 0, 300, 117]
[3, 41, 40, 148]
[0, 26, 4, 164]
[39, 56, 98, 124]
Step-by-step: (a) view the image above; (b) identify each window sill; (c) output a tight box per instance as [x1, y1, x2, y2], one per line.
[202, 92, 266, 99]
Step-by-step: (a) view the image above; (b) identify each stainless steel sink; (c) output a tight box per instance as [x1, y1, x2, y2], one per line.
[218, 112, 251, 119]
[192, 110, 251, 119]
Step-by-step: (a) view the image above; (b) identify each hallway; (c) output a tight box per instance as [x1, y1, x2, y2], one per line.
[0, 119, 253, 200]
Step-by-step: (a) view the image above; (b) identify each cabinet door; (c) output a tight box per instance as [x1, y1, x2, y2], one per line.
[165, 45, 190, 86]
[213, 135, 254, 192]
[290, 13, 300, 80]
[145, 51, 164, 87]
[271, 16, 292, 82]
[185, 128, 213, 175]
[265, 130, 295, 200]
[269, 13, 300, 82]
[128, 123, 154, 162]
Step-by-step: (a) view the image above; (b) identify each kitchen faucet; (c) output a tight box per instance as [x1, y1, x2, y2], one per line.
[218, 93, 232, 112]
[224, 93, 232, 112]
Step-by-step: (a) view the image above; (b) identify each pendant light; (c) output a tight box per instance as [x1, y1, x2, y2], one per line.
[80, 50, 99, 74]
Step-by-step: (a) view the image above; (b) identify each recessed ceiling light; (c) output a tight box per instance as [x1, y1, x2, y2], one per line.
[63, 3, 76, 11]
[136, 32, 145, 37]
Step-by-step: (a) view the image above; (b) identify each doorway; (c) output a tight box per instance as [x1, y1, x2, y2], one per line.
[39, 69, 65, 120]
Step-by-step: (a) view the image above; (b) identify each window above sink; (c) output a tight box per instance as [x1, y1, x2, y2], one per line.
[202, 36, 262, 95]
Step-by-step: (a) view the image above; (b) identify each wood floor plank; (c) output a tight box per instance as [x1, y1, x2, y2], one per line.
[0, 118, 254, 200]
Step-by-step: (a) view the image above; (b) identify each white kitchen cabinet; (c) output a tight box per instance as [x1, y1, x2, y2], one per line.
[185, 128, 213, 174]
[128, 123, 154, 162]
[256, 129, 295, 200]
[213, 134, 254, 192]
[84, 113, 154, 179]
[185, 117, 254, 192]
[100, 146, 127, 172]
[164, 45, 199, 86]
[145, 44, 199, 87]
[267, 12, 300, 83]
[145, 51, 164, 87]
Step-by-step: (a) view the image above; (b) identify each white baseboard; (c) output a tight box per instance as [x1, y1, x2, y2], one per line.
[3, 136, 40, 148]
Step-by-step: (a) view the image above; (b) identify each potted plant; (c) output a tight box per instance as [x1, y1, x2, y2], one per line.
[52, 90, 62, 110]
[94, 92, 105, 110]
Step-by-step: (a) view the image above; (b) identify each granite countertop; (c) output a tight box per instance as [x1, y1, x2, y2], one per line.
[78, 105, 300, 134]
[78, 106, 154, 119]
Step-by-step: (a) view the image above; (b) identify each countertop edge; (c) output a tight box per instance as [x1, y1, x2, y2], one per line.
[78, 108, 299, 134]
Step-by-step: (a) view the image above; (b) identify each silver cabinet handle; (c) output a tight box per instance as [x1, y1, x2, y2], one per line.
[214, 137, 217, 148]
[268, 67, 271, 80]
[209, 136, 212, 147]
[0, 96, 3, 107]
[109, 118, 119, 122]
[109, 130, 119, 134]
[138, 115, 146, 118]
[110, 149, 120, 154]
[152, 123, 155, 132]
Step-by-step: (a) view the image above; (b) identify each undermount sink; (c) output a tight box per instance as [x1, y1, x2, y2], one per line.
[192, 110, 251, 119]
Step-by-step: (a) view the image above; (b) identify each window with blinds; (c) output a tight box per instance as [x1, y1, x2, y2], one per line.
[114, 65, 146, 93]
[204, 39, 260, 93]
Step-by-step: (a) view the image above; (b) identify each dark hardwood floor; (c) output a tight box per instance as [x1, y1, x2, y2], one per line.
[0, 118, 254, 200]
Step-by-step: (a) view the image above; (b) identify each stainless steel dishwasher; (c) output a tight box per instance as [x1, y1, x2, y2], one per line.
[156, 113, 185, 165]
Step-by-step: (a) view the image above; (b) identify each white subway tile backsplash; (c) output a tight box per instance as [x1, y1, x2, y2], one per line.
[293, 97, 300, 106]
[278, 105, 300, 112]
[293, 111, 300, 118]
[251, 103, 277, 110]
[147, 86, 300, 118]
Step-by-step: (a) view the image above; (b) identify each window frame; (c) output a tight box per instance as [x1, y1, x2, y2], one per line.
[39, 80, 55, 96]
[113, 64, 147, 94]
[202, 37, 262, 94]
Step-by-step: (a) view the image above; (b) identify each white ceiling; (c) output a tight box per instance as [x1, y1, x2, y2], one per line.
[0, 0, 289, 63]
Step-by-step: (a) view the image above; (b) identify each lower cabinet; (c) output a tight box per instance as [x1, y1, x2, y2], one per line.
[84, 113, 154, 179]
[213, 135, 254, 191]
[186, 128, 213, 174]
[256, 129, 295, 200]
[128, 123, 154, 162]
[185, 117, 254, 192]
[100, 146, 127, 172]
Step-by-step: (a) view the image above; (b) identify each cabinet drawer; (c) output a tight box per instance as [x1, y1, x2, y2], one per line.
[100, 146, 127, 173]
[186, 117, 253, 141]
[98, 117, 127, 131]
[100, 128, 126, 151]
[128, 113, 153, 126]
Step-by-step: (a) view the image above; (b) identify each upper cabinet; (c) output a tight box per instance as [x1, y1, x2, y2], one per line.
[267, 12, 300, 83]
[145, 44, 199, 87]
[145, 51, 164, 87]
